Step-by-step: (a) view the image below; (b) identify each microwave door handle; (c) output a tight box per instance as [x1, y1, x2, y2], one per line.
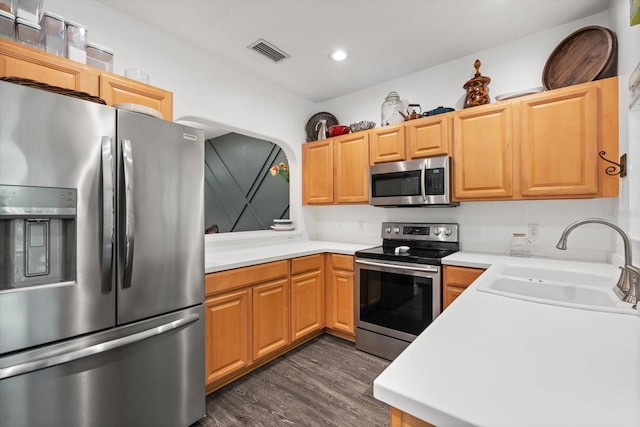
[122, 139, 135, 289]
[421, 162, 427, 201]
[100, 136, 114, 294]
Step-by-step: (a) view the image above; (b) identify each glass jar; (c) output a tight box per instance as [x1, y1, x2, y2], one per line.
[381, 91, 404, 126]
[509, 233, 531, 257]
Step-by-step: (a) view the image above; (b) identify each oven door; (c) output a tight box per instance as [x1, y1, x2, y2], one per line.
[355, 258, 441, 343]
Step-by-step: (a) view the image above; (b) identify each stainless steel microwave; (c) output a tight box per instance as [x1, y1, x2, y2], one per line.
[369, 156, 458, 207]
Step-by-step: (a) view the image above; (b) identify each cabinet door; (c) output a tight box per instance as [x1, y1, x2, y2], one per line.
[204, 289, 251, 386]
[407, 115, 450, 158]
[326, 254, 355, 336]
[519, 85, 598, 197]
[334, 133, 370, 203]
[252, 278, 290, 360]
[443, 265, 484, 310]
[369, 124, 405, 164]
[0, 39, 97, 95]
[302, 139, 334, 204]
[453, 103, 513, 200]
[99, 73, 173, 120]
[291, 269, 324, 341]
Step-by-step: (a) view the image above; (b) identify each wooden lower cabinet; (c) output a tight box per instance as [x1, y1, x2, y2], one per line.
[252, 278, 290, 360]
[205, 253, 350, 393]
[390, 407, 435, 427]
[443, 265, 485, 309]
[204, 289, 251, 385]
[291, 255, 325, 342]
[325, 254, 355, 339]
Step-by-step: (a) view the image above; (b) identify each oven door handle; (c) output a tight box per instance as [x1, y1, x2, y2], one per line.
[356, 259, 439, 273]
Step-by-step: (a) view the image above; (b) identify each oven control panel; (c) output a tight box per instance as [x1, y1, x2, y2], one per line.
[381, 222, 458, 242]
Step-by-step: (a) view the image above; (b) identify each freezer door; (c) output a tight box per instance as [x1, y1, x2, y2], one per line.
[0, 305, 205, 427]
[116, 111, 204, 325]
[0, 81, 116, 355]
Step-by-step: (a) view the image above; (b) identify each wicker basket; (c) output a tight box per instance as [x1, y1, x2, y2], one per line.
[0, 77, 107, 104]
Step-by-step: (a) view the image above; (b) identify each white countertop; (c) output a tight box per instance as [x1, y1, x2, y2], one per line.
[205, 239, 372, 273]
[374, 252, 640, 427]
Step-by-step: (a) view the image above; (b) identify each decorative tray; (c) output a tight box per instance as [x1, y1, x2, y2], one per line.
[305, 112, 338, 142]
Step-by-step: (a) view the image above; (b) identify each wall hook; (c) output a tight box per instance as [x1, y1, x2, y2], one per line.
[599, 151, 627, 178]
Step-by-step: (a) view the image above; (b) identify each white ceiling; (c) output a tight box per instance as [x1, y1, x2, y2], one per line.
[98, 0, 610, 103]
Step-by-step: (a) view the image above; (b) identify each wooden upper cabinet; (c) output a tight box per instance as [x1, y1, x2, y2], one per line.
[99, 73, 173, 120]
[452, 78, 618, 201]
[453, 103, 514, 200]
[0, 39, 173, 121]
[334, 133, 370, 203]
[407, 114, 450, 159]
[518, 84, 599, 198]
[0, 39, 97, 94]
[370, 124, 405, 164]
[302, 139, 334, 204]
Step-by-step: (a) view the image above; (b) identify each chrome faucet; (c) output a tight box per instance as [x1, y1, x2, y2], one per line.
[556, 218, 640, 305]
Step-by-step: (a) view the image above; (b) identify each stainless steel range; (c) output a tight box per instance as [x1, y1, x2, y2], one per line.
[355, 222, 459, 360]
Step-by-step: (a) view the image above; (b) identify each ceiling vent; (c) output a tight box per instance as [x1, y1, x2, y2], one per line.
[247, 38, 290, 63]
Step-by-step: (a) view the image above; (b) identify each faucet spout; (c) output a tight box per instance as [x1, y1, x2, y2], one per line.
[556, 218, 638, 304]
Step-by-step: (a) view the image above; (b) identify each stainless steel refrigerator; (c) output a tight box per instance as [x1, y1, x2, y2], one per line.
[0, 80, 205, 426]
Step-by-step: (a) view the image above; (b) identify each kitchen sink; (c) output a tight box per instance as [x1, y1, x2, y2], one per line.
[477, 264, 638, 315]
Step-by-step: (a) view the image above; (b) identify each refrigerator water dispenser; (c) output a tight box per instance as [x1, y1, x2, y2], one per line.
[0, 184, 76, 289]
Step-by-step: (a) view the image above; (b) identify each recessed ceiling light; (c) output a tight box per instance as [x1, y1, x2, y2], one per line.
[329, 49, 349, 61]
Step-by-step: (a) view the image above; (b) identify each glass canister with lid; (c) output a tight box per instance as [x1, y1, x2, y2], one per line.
[381, 91, 404, 126]
[509, 233, 531, 257]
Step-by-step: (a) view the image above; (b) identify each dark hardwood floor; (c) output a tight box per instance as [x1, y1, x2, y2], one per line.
[193, 335, 390, 427]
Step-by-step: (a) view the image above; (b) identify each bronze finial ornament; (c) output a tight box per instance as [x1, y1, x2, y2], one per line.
[463, 59, 491, 108]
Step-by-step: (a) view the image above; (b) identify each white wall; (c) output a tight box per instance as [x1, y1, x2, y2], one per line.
[46, 0, 316, 236]
[608, 0, 640, 266]
[40, 2, 636, 262]
[307, 10, 625, 262]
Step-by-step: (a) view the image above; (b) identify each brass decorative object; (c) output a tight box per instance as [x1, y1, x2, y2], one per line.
[463, 59, 491, 108]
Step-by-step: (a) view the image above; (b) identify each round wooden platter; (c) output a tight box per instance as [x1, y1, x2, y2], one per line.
[542, 26, 617, 90]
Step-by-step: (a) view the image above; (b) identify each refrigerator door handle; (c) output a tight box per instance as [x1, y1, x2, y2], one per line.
[0, 312, 199, 380]
[122, 139, 135, 289]
[101, 136, 114, 294]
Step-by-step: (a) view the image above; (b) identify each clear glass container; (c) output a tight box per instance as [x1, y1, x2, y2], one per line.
[509, 233, 531, 257]
[86, 42, 114, 72]
[0, 0, 14, 15]
[15, 16, 39, 47]
[0, 9, 14, 40]
[381, 91, 404, 126]
[15, 0, 41, 22]
[65, 20, 86, 63]
[39, 11, 65, 57]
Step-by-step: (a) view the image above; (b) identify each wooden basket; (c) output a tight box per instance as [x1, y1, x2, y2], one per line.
[0, 77, 107, 104]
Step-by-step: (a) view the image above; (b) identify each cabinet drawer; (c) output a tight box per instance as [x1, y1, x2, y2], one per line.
[444, 265, 485, 288]
[291, 254, 323, 275]
[330, 254, 354, 271]
[206, 260, 289, 295]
